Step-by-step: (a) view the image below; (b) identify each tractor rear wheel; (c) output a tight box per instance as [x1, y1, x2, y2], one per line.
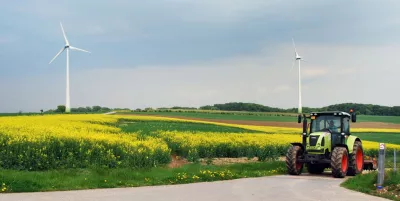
[307, 163, 325, 174]
[286, 145, 304, 175]
[347, 141, 364, 176]
[330, 147, 349, 178]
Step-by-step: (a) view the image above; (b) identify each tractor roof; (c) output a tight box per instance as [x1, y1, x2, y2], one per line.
[309, 111, 351, 117]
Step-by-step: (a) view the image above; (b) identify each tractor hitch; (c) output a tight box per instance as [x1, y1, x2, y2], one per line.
[363, 157, 377, 170]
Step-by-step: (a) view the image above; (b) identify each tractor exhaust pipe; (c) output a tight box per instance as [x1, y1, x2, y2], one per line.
[302, 114, 307, 148]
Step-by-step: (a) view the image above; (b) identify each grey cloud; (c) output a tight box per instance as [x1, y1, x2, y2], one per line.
[1, 1, 400, 112]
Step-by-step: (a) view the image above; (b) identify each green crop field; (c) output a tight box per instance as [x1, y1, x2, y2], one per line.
[124, 111, 400, 124]
[355, 132, 400, 145]
[356, 115, 400, 124]
[128, 112, 297, 122]
[119, 120, 261, 135]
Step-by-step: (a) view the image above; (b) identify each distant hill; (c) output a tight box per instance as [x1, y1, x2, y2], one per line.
[198, 102, 400, 116]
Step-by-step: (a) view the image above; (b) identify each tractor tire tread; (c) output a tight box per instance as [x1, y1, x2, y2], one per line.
[286, 145, 303, 175]
[347, 141, 364, 176]
[331, 147, 348, 178]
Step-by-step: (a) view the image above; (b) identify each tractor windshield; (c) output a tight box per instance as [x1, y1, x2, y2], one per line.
[310, 115, 341, 133]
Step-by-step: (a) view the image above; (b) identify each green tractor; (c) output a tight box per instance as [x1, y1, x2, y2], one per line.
[286, 110, 376, 178]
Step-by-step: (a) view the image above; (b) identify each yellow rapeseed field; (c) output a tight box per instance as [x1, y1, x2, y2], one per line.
[158, 131, 297, 161]
[0, 115, 171, 170]
[157, 130, 400, 161]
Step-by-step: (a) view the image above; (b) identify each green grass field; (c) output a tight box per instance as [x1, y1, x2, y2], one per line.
[355, 133, 400, 144]
[119, 120, 261, 135]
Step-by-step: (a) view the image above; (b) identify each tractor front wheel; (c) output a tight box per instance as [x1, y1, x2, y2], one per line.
[347, 141, 364, 176]
[286, 145, 304, 175]
[331, 147, 349, 178]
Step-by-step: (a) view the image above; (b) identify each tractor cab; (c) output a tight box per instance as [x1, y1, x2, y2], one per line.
[309, 111, 356, 135]
[306, 111, 356, 153]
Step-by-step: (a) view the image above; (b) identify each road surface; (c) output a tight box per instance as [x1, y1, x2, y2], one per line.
[0, 174, 388, 201]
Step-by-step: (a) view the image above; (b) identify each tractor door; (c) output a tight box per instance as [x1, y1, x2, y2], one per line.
[343, 117, 350, 135]
[329, 116, 342, 150]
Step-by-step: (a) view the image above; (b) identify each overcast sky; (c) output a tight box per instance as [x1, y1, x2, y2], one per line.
[0, 0, 399, 112]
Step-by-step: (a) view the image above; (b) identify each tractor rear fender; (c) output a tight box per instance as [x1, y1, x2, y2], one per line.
[290, 143, 305, 151]
[346, 135, 361, 151]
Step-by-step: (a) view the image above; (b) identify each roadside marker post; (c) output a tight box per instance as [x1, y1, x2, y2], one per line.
[377, 143, 385, 190]
[393, 149, 396, 172]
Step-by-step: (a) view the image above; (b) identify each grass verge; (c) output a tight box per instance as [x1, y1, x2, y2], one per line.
[0, 161, 285, 193]
[341, 170, 400, 201]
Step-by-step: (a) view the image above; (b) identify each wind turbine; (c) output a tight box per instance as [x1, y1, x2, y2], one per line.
[49, 22, 91, 113]
[291, 37, 306, 118]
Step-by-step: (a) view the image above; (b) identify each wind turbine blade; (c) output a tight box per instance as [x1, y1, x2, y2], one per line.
[70, 46, 91, 53]
[290, 60, 295, 72]
[49, 47, 65, 64]
[301, 59, 307, 62]
[60, 22, 69, 45]
[292, 37, 297, 53]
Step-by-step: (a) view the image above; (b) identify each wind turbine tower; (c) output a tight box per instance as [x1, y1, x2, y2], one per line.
[291, 37, 305, 115]
[49, 22, 91, 113]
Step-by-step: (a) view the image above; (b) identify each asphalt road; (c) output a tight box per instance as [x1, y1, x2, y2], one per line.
[0, 174, 388, 201]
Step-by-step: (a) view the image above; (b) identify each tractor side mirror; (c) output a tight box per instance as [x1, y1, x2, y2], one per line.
[298, 114, 302, 123]
[351, 112, 356, 122]
[350, 109, 356, 122]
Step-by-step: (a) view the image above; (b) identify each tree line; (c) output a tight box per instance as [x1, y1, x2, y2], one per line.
[41, 102, 400, 116]
[45, 105, 130, 113]
[199, 102, 400, 116]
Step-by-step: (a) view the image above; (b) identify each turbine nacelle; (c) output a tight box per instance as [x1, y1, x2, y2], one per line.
[295, 53, 301, 60]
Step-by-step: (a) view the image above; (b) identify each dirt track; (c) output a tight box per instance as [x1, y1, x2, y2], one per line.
[123, 114, 400, 129]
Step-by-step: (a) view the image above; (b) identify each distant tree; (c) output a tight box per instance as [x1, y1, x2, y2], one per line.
[92, 106, 102, 112]
[101, 107, 111, 112]
[197, 102, 400, 116]
[144, 107, 154, 112]
[86, 106, 92, 112]
[76, 107, 87, 113]
[57, 105, 66, 113]
[199, 105, 219, 110]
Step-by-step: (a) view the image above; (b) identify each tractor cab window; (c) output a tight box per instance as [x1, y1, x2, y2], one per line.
[310, 115, 341, 133]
